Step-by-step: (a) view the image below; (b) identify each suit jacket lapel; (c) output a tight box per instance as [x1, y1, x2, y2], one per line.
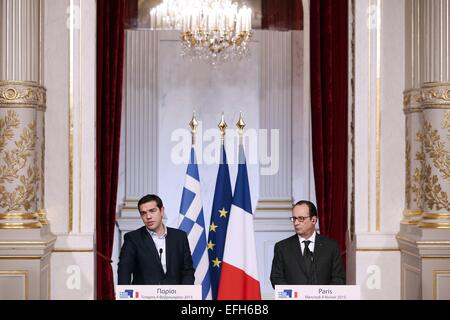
[165, 228, 172, 274]
[141, 227, 164, 273]
[289, 236, 308, 277]
[314, 234, 324, 268]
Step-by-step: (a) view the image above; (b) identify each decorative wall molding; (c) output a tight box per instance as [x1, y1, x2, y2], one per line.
[257, 31, 292, 205]
[122, 31, 159, 210]
[400, 0, 450, 300]
[0, 82, 46, 109]
[403, 84, 450, 228]
[0, 81, 45, 229]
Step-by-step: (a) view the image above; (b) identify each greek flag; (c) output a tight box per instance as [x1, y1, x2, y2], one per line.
[178, 146, 212, 300]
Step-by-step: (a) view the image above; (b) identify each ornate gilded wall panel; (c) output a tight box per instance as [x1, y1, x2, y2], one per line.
[0, 81, 46, 229]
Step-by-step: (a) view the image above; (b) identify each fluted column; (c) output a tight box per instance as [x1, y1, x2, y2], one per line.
[0, 0, 47, 228]
[403, 0, 450, 228]
[255, 31, 293, 217]
[416, 83, 450, 228]
[399, 0, 450, 300]
[0, 0, 42, 82]
[120, 30, 159, 217]
[0, 82, 45, 228]
[0, 0, 54, 300]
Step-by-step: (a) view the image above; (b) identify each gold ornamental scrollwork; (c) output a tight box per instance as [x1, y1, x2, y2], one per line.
[403, 94, 410, 109]
[404, 91, 419, 222]
[405, 138, 411, 207]
[412, 128, 425, 209]
[414, 123, 450, 212]
[403, 89, 422, 114]
[0, 81, 46, 110]
[443, 110, 450, 140]
[0, 109, 20, 151]
[420, 83, 450, 108]
[37, 209, 48, 225]
[419, 122, 450, 182]
[412, 165, 424, 209]
[422, 164, 450, 211]
[405, 85, 450, 228]
[0, 110, 39, 212]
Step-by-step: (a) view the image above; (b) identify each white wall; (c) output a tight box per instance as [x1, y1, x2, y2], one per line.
[351, 0, 405, 299]
[45, 0, 95, 299]
[157, 32, 260, 228]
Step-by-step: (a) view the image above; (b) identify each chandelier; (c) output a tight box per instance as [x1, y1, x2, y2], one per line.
[149, 0, 253, 65]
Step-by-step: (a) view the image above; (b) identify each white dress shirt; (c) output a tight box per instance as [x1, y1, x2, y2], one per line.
[298, 231, 316, 255]
[147, 225, 167, 273]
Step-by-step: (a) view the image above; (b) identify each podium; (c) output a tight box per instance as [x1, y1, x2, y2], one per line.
[115, 285, 202, 300]
[274, 285, 361, 300]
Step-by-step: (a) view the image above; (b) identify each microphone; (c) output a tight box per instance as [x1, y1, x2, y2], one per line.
[159, 248, 163, 261]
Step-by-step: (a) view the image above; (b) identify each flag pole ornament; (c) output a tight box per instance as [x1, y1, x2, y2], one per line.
[190, 111, 199, 145]
[218, 112, 227, 143]
[236, 111, 246, 146]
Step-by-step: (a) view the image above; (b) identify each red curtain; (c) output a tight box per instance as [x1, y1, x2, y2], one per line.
[96, 0, 126, 300]
[124, 0, 138, 29]
[310, 0, 348, 260]
[262, 0, 303, 30]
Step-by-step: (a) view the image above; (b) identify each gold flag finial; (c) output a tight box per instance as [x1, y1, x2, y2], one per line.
[218, 112, 227, 143]
[236, 112, 246, 144]
[236, 111, 246, 131]
[190, 111, 198, 145]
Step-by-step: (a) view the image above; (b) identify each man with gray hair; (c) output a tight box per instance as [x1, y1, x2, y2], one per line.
[270, 200, 345, 287]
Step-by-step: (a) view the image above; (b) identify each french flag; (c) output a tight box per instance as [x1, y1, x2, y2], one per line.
[217, 144, 261, 300]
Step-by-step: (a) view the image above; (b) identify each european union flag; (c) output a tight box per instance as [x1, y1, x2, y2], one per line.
[208, 144, 233, 299]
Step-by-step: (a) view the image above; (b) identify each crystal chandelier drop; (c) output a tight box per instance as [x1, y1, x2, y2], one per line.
[149, 0, 253, 65]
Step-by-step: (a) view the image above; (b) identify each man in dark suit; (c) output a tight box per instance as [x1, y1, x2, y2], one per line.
[270, 200, 345, 287]
[118, 194, 195, 285]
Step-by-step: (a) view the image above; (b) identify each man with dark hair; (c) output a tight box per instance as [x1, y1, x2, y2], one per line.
[270, 200, 345, 287]
[117, 194, 195, 285]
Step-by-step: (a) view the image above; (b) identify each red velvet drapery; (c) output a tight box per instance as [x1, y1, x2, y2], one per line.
[262, 0, 303, 30]
[96, 0, 126, 300]
[310, 0, 348, 261]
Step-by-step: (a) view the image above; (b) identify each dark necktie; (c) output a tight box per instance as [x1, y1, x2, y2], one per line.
[303, 240, 313, 278]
